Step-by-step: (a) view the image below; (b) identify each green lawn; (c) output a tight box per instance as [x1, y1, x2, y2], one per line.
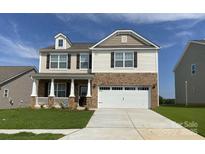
[0, 108, 94, 129]
[0, 132, 64, 140]
[154, 106, 205, 137]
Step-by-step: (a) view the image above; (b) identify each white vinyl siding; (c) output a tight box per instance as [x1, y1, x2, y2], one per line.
[92, 50, 158, 73]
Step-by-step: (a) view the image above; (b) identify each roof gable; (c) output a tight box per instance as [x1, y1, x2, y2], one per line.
[173, 41, 205, 72]
[0, 66, 37, 85]
[90, 30, 159, 49]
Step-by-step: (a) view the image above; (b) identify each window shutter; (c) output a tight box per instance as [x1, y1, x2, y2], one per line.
[66, 82, 70, 97]
[45, 82, 48, 97]
[111, 52, 114, 68]
[46, 54, 50, 69]
[76, 54, 80, 69]
[89, 53, 92, 69]
[67, 54, 71, 69]
[134, 52, 138, 68]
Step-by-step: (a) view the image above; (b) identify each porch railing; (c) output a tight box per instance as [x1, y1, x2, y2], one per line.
[37, 97, 48, 105]
[54, 97, 69, 107]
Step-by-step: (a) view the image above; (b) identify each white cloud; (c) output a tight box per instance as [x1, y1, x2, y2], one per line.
[175, 31, 193, 38]
[55, 13, 205, 24]
[161, 42, 176, 49]
[0, 34, 38, 59]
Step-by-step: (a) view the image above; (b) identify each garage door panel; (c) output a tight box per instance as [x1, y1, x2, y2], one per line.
[98, 86, 150, 109]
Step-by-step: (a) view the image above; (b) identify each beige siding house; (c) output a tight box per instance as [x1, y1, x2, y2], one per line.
[0, 66, 37, 109]
[174, 40, 205, 105]
[31, 30, 159, 109]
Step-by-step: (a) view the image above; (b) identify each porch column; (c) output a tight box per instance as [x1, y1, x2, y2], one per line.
[49, 78, 55, 97]
[31, 78, 37, 97]
[31, 78, 40, 108]
[48, 78, 55, 107]
[68, 79, 76, 109]
[86, 79, 92, 109]
[86, 79, 91, 97]
[69, 79, 75, 97]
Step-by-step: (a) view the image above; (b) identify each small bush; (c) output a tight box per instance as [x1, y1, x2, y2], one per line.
[159, 96, 175, 105]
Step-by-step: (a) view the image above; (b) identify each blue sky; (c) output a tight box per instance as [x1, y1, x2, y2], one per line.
[1, 13, 205, 98]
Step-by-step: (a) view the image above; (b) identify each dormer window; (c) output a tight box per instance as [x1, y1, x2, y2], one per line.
[121, 35, 127, 43]
[58, 39, 64, 47]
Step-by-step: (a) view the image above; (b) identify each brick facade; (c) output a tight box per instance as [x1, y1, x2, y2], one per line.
[90, 73, 158, 109]
[35, 73, 158, 109]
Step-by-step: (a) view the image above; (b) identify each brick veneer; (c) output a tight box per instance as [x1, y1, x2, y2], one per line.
[90, 73, 158, 109]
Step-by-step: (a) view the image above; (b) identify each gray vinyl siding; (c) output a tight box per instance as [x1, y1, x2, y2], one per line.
[175, 42, 205, 104]
[0, 70, 35, 109]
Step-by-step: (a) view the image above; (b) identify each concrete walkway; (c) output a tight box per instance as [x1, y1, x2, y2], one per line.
[60, 109, 204, 140]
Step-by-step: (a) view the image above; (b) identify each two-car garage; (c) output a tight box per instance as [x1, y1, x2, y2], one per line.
[98, 86, 151, 109]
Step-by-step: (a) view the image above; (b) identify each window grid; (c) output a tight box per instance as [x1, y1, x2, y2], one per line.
[3, 89, 9, 97]
[48, 83, 67, 97]
[58, 39, 63, 47]
[50, 54, 67, 69]
[114, 52, 134, 68]
[80, 53, 89, 69]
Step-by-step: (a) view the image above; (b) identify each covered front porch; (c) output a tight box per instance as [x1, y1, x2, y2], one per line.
[31, 73, 94, 109]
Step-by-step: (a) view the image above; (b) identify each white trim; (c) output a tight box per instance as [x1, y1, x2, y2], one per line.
[92, 48, 158, 50]
[114, 51, 134, 68]
[3, 88, 9, 98]
[50, 53, 68, 69]
[79, 53, 89, 70]
[90, 30, 159, 49]
[54, 33, 72, 45]
[39, 53, 42, 72]
[48, 82, 67, 97]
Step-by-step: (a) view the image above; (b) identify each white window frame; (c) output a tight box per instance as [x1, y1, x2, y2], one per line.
[48, 82, 67, 97]
[114, 52, 134, 68]
[58, 39, 64, 47]
[50, 53, 68, 69]
[3, 89, 9, 98]
[80, 53, 89, 70]
[191, 64, 197, 75]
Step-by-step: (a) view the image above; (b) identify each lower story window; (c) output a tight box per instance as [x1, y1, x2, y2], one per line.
[138, 87, 149, 90]
[48, 83, 66, 97]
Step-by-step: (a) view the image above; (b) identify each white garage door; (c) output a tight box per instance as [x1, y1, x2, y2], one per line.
[98, 86, 151, 109]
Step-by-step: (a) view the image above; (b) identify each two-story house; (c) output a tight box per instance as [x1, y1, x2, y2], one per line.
[31, 30, 159, 109]
[174, 40, 205, 105]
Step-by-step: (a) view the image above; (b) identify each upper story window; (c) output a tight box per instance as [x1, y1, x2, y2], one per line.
[58, 39, 64, 47]
[121, 35, 127, 43]
[3, 89, 9, 98]
[114, 52, 134, 68]
[50, 54, 67, 69]
[191, 64, 197, 75]
[80, 53, 89, 69]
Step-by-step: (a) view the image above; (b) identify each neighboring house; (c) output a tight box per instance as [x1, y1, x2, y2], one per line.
[174, 40, 205, 105]
[31, 30, 159, 109]
[0, 66, 37, 109]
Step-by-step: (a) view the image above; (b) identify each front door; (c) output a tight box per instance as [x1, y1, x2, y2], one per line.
[79, 86, 87, 106]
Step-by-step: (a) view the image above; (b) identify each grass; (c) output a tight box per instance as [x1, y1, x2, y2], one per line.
[154, 105, 205, 137]
[0, 108, 94, 129]
[0, 132, 64, 140]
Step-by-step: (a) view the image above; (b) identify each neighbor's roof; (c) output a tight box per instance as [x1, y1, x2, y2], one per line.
[173, 40, 205, 72]
[0, 66, 37, 85]
[40, 43, 95, 52]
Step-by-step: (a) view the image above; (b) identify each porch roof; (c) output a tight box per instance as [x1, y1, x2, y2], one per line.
[32, 73, 94, 80]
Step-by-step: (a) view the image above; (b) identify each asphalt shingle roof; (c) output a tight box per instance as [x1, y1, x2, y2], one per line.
[0, 66, 36, 85]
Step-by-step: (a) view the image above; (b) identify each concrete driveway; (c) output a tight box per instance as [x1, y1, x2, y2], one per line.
[61, 109, 204, 140]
